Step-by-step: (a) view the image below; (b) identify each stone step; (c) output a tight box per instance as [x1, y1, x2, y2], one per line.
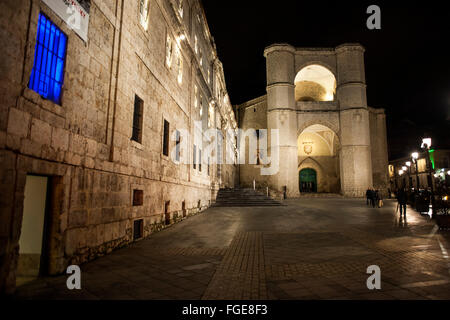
[213, 188, 284, 207]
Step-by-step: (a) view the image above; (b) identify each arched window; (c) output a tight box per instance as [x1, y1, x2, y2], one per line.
[295, 65, 336, 102]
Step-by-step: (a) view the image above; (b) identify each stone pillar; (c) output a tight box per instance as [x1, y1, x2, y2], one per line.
[264, 44, 299, 197]
[336, 44, 373, 197]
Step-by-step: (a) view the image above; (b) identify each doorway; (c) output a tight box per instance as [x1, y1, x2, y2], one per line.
[17, 175, 50, 286]
[299, 168, 317, 193]
[164, 201, 170, 225]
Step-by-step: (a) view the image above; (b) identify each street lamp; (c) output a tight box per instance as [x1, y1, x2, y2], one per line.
[421, 137, 432, 150]
[421, 137, 435, 218]
[411, 152, 420, 190]
[405, 162, 412, 190]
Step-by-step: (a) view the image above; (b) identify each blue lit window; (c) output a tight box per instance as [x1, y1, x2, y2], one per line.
[29, 13, 67, 105]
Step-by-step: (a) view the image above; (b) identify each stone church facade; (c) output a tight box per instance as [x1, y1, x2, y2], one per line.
[0, 0, 238, 294]
[237, 44, 389, 198]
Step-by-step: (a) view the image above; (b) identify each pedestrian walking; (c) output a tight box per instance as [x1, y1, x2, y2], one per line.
[376, 190, 383, 208]
[366, 188, 371, 206]
[397, 188, 407, 216]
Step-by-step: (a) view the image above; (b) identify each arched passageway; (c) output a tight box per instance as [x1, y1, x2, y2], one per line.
[298, 124, 340, 193]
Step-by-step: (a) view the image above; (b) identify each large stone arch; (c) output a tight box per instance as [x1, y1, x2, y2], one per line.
[297, 118, 340, 141]
[295, 61, 337, 82]
[297, 123, 341, 193]
[294, 64, 337, 102]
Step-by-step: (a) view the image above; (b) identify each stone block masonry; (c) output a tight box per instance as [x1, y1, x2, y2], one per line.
[0, 0, 238, 294]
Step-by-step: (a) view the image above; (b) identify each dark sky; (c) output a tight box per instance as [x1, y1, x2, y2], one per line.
[202, 1, 450, 160]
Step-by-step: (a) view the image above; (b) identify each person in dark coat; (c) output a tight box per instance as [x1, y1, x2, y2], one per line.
[366, 189, 371, 205]
[370, 189, 377, 208]
[374, 190, 380, 208]
[397, 188, 407, 216]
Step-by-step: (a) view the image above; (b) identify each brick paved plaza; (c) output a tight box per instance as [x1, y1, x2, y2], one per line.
[15, 198, 450, 300]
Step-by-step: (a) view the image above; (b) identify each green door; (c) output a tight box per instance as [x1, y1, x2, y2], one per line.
[299, 168, 317, 193]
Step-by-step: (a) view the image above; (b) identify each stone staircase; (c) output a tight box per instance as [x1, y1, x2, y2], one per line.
[298, 193, 343, 198]
[212, 188, 284, 207]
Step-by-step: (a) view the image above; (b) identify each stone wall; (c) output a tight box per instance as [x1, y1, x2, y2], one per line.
[369, 107, 389, 195]
[0, 0, 237, 294]
[237, 96, 269, 189]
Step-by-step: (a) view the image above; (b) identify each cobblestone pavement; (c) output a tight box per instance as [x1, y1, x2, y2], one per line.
[15, 198, 450, 300]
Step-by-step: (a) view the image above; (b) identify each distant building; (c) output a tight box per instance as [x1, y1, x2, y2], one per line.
[237, 44, 389, 198]
[389, 149, 450, 191]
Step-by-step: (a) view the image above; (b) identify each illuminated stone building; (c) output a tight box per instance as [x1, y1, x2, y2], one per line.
[0, 0, 237, 294]
[237, 44, 389, 197]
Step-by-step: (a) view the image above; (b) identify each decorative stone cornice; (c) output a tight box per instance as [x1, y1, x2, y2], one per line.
[335, 43, 365, 53]
[263, 43, 295, 57]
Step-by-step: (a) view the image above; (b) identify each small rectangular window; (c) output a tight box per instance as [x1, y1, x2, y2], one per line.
[175, 130, 180, 162]
[132, 95, 144, 143]
[163, 119, 170, 156]
[193, 144, 197, 169]
[29, 13, 67, 105]
[132, 189, 144, 206]
[199, 149, 202, 172]
[139, 0, 150, 30]
[133, 219, 143, 240]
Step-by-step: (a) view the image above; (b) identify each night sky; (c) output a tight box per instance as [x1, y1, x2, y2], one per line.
[202, 1, 450, 160]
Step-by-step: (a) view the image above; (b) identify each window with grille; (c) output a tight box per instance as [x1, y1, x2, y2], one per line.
[29, 13, 67, 105]
[132, 95, 144, 143]
[163, 119, 170, 156]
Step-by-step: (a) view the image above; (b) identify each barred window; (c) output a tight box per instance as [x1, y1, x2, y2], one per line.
[132, 95, 144, 143]
[29, 13, 67, 105]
